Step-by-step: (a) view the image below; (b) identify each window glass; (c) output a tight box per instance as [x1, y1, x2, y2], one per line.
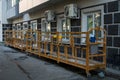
[62, 20, 66, 37]
[24, 24, 28, 29]
[31, 22, 37, 31]
[66, 19, 70, 39]
[7, 0, 20, 9]
[86, 11, 101, 37]
[12, 0, 16, 7]
[17, 25, 21, 30]
[12, 0, 19, 7]
[62, 19, 70, 39]
[94, 12, 101, 37]
[87, 14, 93, 34]
[46, 22, 51, 32]
[94, 12, 101, 27]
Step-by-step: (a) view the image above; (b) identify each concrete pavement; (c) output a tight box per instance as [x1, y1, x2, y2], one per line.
[0, 44, 118, 80]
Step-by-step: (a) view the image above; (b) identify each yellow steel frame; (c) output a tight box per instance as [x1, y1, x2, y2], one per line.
[5, 27, 106, 76]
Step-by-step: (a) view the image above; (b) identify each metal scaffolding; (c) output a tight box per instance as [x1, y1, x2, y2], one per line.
[5, 27, 106, 76]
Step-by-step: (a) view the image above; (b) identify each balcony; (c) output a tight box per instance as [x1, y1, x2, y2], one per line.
[19, 0, 49, 13]
[6, 4, 19, 19]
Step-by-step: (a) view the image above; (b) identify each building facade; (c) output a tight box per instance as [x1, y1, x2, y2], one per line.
[0, 0, 8, 42]
[0, 0, 20, 41]
[3, 0, 120, 72]
[0, 0, 2, 41]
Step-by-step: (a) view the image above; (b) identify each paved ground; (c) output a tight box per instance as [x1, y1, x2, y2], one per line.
[0, 44, 119, 80]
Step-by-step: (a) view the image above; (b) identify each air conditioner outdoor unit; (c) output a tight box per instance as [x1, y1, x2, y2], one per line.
[45, 10, 55, 22]
[64, 4, 79, 18]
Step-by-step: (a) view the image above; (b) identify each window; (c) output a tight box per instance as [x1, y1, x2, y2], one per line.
[87, 11, 101, 35]
[41, 20, 51, 32]
[12, 25, 16, 30]
[81, 6, 103, 38]
[7, 0, 19, 9]
[17, 24, 21, 38]
[46, 22, 51, 32]
[12, 0, 19, 7]
[30, 21, 38, 41]
[23, 23, 28, 30]
[45, 22, 51, 41]
[24, 24, 28, 29]
[7, 0, 11, 9]
[17, 24, 21, 30]
[22, 23, 28, 39]
[31, 21, 37, 31]
[61, 18, 71, 40]
[41, 19, 51, 41]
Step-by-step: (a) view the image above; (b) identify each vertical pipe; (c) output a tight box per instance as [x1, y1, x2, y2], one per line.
[103, 30, 106, 68]
[86, 32, 90, 74]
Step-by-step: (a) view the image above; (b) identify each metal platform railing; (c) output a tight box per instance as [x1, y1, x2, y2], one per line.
[5, 27, 106, 76]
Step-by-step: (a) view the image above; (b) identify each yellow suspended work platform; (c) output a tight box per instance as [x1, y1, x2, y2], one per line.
[5, 27, 106, 76]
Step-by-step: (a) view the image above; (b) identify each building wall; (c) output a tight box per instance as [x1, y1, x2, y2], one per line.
[11, 0, 120, 71]
[77, 0, 116, 8]
[2, 0, 8, 24]
[13, 17, 23, 23]
[0, 0, 9, 42]
[14, 0, 117, 23]
[0, 0, 2, 42]
[104, 1, 120, 70]
[1, 0, 11, 42]
[13, 0, 116, 34]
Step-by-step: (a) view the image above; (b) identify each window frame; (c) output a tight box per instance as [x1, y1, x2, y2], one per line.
[81, 6, 104, 44]
[11, 0, 19, 7]
[86, 11, 102, 35]
[17, 23, 21, 38]
[30, 20, 37, 31]
[61, 18, 71, 41]
[41, 18, 51, 41]
[81, 5, 104, 32]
